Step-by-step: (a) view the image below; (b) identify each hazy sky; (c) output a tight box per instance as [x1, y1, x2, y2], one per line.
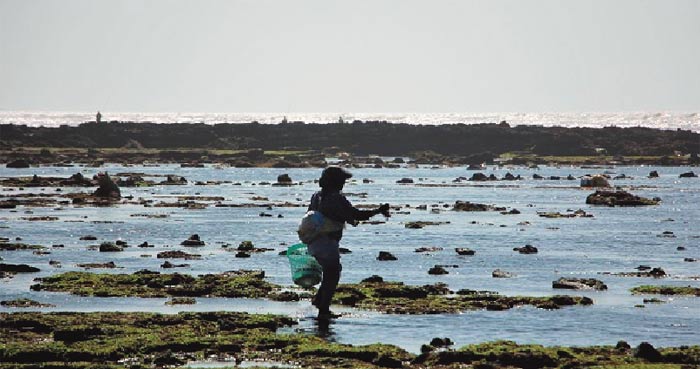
[1, 0, 699, 112]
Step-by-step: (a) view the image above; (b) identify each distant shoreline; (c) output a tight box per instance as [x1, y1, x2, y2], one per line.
[1, 121, 699, 167]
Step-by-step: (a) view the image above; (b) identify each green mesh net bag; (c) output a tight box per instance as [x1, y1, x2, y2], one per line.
[287, 243, 322, 288]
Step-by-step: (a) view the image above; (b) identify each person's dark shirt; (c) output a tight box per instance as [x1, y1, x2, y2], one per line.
[308, 190, 375, 241]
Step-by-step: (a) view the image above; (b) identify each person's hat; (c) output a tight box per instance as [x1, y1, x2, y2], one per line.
[319, 166, 352, 188]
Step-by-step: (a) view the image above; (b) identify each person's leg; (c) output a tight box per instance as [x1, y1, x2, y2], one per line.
[314, 255, 342, 316]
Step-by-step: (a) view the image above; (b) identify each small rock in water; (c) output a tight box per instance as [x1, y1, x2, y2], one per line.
[492, 269, 514, 278]
[676, 246, 686, 251]
[513, 244, 538, 254]
[552, 277, 607, 291]
[98, 242, 122, 252]
[428, 266, 448, 275]
[181, 234, 205, 247]
[679, 171, 697, 178]
[684, 258, 697, 262]
[161, 261, 189, 268]
[415, 246, 443, 253]
[276, 173, 293, 184]
[455, 248, 475, 256]
[80, 235, 97, 241]
[376, 251, 397, 261]
[235, 251, 251, 258]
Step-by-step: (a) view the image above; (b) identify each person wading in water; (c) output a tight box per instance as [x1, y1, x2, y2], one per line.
[308, 167, 390, 320]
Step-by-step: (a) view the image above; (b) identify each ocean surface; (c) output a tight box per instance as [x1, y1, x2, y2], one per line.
[1, 111, 700, 131]
[1, 163, 699, 352]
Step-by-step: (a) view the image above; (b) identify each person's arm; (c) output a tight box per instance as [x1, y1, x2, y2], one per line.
[323, 194, 389, 223]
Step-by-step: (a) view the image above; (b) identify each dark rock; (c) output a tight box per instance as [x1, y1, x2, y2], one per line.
[276, 173, 293, 184]
[469, 172, 488, 181]
[616, 340, 631, 350]
[79, 235, 97, 241]
[77, 261, 117, 269]
[339, 247, 352, 254]
[428, 266, 448, 275]
[502, 172, 520, 180]
[405, 221, 448, 228]
[396, 177, 414, 184]
[98, 242, 122, 252]
[156, 250, 201, 260]
[361, 275, 384, 283]
[648, 170, 659, 178]
[181, 234, 205, 247]
[513, 244, 538, 254]
[0, 263, 40, 273]
[238, 240, 255, 251]
[455, 248, 475, 256]
[492, 269, 514, 278]
[684, 258, 697, 262]
[533, 173, 544, 179]
[0, 298, 55, 308]
[679, 171, 697, 178]
[585, 190, 659, 206]
[676, 246, 686, 251]
[377, 251, 397, 261]
[415, 246, 443, 253]
[235, 251, 251, 258]
[429, 337, 454, 347]
[161, 261, 189, 268]
[269, 291, 300, 302]
[552, 277, 607, 291]
[92, 172, 121, 198]
[138, 241, 153, 248]
[115, 240, 127, 246]
[634, 342, 662, 362]
[500, 208, 521, 215]
[6, 159, 30, 168]
[453, 201, 503, 212]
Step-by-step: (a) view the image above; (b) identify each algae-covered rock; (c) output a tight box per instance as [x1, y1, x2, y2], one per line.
[30, 270, 279, 298]
[631, 285, 700, 296]
[552, 277, 607, 291]
[0, 263, 40, 273]
[586, 190, 660, 206]
[98, 242, 122, 252]
[0, 298, 55, 308]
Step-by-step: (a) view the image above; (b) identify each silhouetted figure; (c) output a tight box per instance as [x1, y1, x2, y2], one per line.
[307, 167, 390, 320]
[96, 111, 102, 124]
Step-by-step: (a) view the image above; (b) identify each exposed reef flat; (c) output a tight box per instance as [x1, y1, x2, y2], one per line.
[1, 311, 699, 369]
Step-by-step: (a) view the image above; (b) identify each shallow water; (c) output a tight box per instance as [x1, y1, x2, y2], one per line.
[1, 164, 699, 352]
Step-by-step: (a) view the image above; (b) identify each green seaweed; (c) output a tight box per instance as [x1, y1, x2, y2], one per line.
[30, 271, 278, 298]
[1, 312, 699, 369]
[333, 280, 593, 314]
[631, 285, 700, 296]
